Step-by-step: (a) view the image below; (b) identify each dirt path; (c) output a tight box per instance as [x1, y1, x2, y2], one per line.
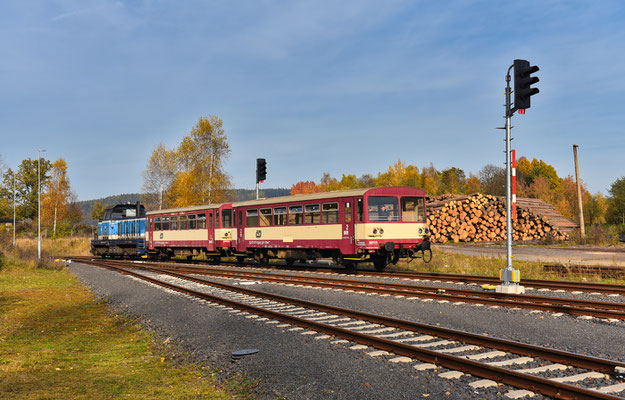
[435, 244, 625, 266]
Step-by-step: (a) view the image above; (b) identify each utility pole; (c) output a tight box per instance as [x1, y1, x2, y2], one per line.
[573, 144, 585, 238]
[37, 149, 46, 260]
[12, 173, 16, 248]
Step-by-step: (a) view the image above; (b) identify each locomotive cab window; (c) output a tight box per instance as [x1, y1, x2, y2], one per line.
[222, 209, 233, 228]
[197, 213, 206, 229]
[368, 196, 399, 222]
[304, 204, 320, 224]
[260, 208, 272, 226]
[401, 197, 426, 222]
[274, 207, 287, 225]
[322, 203, 339, 224]
[246, 209, 259, 227]
[288, 205, 303, 225]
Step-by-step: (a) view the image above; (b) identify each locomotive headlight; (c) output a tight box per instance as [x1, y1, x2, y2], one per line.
[425, 228, 429, 234]
[373, 228, 378, 234]
[418, 228, 423, 234]
[379, 228, 384, 234]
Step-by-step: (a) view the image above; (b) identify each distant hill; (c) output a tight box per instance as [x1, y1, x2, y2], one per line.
[78, 188, 291, 224]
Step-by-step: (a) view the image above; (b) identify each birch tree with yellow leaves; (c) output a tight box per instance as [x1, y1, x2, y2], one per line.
[41, 158, 73, 237]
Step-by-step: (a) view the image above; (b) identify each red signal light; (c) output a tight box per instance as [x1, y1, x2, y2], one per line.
[518, 109, 525, 114]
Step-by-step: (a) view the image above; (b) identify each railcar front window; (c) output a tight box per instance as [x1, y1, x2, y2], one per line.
[288, 205, 303, 225]
[197, 213, 206, 229]
[305, 204, 320, 224]
[274, 207, 287, 225]
[260, 208, 272, 226]
[322, 203, 339, 224]
[368, 196, 399, 222]
[401, 197, 426, 222]
[246, 209, 259, 227]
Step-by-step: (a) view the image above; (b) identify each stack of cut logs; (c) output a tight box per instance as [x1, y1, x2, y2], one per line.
[427, 193, 569, 243]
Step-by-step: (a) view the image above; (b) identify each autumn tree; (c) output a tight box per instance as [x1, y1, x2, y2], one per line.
[420, 164, 440, 195]
[478, 164, 505, 196]
[607, 177, 625, 224]
[14, 158, 51, 219]
[0, 168, 16, 219]
[439, 167, 466, 194]
[465, 173, 481, 194]
[584, 192, 608, 225]
[142, 143, 178, 210]
[91, 201, 105, 221]
[41, 158, 73, 236]
[291, 181, 321, 195]
[165, 115, 232, 207]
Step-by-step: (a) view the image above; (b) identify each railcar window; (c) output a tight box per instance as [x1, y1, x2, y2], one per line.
[171, 216, 178, 230]
[188, 215, 196, 229]
[238, 211, 242, 227]
[162, 216, 170, 230]
[179, 215, 188, 230]
[345, 202, 352, 223]
[357, 198, 364, 222]
[368, 196, 399, 222]
[288, 205, 303, 225]
[322, 203, 339, 224]
[197, 213, 206, 229]
[304, 204, 320, 224]
[209, 212, 213, 229]
[222, 209, 232, 228]
[274, 207, 287, 225]
[246, 209, 259, 227]
[216, 210, 220, 228]
[260, 208, 272, 226]
[401, 197, 426, 222]
[155, 217, 161, 231]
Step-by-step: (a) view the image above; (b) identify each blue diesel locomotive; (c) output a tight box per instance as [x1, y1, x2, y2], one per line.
[90, 202, 147, 258]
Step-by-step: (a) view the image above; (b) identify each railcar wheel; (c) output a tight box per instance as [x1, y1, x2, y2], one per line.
[422, 249, 433, 263]
[372, 256, 387, 271]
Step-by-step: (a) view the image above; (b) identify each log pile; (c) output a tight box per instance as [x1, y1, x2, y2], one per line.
[426, 194, 569, 243]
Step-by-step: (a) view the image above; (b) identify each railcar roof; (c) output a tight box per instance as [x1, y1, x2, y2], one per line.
[233, 187, 425, 208]
[146, 203, 223, 216]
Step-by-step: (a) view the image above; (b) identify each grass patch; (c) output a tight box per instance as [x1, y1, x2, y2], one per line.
[398, 247, 625, 285]
[0, 258, 241, 399]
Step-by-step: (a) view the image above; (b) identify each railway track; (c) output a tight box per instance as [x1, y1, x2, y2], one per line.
[72, 257, 625, 399]
[95, 259, 625, 321]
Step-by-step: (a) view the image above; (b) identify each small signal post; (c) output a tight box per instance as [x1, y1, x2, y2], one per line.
[498, 59, 539, 294]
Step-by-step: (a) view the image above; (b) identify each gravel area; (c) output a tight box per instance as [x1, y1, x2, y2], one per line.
[68, 262, 625, 399]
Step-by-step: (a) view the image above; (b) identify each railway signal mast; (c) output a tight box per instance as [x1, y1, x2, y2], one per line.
[498, 59, 539, 294]
[256, 158, 267, 200]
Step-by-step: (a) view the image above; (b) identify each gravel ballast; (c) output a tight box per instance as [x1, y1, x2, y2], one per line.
[68, 262, 625, 399]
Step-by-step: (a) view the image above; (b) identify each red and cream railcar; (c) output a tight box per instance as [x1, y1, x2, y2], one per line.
[232, 187, 430, 270]
[146, 203, 237, 260]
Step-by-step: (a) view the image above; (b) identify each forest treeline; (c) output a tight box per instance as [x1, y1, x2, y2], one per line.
[291, 159, 625, 226]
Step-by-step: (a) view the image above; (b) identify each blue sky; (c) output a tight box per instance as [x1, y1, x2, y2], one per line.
[1, 1, 624, 200]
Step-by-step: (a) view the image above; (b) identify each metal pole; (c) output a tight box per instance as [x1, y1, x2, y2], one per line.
[12, 174, 16, 248]
[256, 182, 259, 200]
[505, 70, 513, 272]
[37, 149, 45, 260]
[573, 144, 585, 237]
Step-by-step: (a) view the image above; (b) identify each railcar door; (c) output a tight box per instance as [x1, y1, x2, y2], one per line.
[339, 198, 356, 255]
[208, 211, 215, 251]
